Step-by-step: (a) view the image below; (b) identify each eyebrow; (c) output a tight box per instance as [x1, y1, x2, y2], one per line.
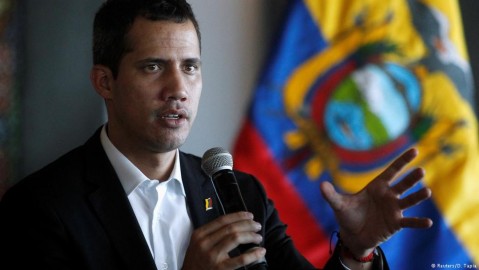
[136, 57, 201, 66]
[184, 58, 202, 65]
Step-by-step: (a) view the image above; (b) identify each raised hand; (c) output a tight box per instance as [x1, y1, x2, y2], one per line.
[182, 212, 266, 270]
[320, 148, 433, 258]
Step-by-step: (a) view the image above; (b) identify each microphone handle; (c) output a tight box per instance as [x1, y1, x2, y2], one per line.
[246, 261, 268, 270]
[212, 170, 248, 214]
[211, 170, 268, 269]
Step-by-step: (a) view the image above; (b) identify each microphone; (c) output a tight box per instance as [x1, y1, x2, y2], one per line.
[201, 147, 267, 270]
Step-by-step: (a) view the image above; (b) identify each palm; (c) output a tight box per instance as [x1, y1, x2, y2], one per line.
[320, 148, 433, 253]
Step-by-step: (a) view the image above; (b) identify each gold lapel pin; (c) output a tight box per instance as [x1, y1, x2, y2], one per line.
[205, 197, 213, 211]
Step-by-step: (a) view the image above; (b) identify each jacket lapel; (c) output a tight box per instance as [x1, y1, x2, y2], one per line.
[180, 152, 221, 228]
[84, 130, 157, 270]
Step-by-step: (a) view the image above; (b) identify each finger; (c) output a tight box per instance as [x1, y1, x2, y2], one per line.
[190, 212, 259, 254]
[220, 247, 266, 270]
[194, 212, 254, 239]
[215, 231, 263, 255]
[398, 187, 432, 210]
[400, 217, 433, 229]
[391, 167, 425, 195]
[209, 231, 264, 269]
[194, 220, 262, 253]
[320, 181, 343, 211]
[378, 148, 418, 184]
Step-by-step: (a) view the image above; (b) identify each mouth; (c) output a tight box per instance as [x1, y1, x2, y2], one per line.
[162, 114, 182, 120]
[157, 109, 188, 126]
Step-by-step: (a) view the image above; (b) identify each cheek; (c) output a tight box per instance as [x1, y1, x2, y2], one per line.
[113, 86, 151, 118]
[190, 87, 202, 113]
[115, 80, 151, 105]
[190, 79, 202, 103]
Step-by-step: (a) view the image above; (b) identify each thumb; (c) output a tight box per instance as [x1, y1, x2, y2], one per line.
[320, 181, 342, 211]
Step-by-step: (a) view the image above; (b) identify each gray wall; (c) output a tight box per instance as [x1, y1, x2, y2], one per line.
[21, 1, 104, 177]
[19, 0, 478, 179]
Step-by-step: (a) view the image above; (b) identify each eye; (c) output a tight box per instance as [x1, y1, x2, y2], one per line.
[144, 64, 161, 73]
[184, 64, 196, 73]
[183, 63, 200, 74]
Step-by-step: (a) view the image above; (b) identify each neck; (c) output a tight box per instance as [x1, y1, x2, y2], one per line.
[127, 150, 177, 181]
[105, 125, 177, 181]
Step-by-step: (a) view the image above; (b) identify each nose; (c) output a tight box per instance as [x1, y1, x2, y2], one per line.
[161, 67, 188, 102]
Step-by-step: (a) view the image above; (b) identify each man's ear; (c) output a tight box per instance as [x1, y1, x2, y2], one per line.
[90, 65, 115, 100]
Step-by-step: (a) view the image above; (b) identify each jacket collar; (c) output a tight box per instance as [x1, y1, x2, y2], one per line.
[84, 128, 157, 270]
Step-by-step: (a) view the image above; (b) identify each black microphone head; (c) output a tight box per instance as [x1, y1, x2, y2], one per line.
[201, 147, 233, 177]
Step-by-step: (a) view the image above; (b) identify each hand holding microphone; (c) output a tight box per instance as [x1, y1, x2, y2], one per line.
[181, 147, 268, 270]
[201, 147, 267, 270]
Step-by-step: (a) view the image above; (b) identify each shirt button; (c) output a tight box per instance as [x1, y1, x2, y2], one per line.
[161, 262, 168, 270]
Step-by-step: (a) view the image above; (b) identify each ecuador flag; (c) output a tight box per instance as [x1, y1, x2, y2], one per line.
[233, 0, 479, 269]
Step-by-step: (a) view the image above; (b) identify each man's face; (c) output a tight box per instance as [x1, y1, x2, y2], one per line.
[106, 17, 202, 154]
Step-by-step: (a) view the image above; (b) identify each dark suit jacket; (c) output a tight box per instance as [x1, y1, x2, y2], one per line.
[0, 128, 388, 269]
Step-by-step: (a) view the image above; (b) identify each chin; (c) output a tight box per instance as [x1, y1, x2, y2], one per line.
[151, 137, 186, 153]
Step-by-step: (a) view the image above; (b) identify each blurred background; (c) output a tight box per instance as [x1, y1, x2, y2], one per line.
[1, 0, 478, 269]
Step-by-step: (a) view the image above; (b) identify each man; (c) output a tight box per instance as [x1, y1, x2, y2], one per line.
[0, 0, 433, 269]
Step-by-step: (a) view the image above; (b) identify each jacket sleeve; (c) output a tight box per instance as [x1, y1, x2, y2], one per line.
[235, 171, 316, 269]
[261, 197, 317, 269]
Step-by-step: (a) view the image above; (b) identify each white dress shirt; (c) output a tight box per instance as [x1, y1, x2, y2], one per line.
[100, 126, 193, 270]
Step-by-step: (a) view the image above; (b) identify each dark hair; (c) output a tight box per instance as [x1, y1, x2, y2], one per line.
[93, 0, 201, 77]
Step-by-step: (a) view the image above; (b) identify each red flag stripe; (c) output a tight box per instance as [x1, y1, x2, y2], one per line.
[233, 120, 330, 267]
